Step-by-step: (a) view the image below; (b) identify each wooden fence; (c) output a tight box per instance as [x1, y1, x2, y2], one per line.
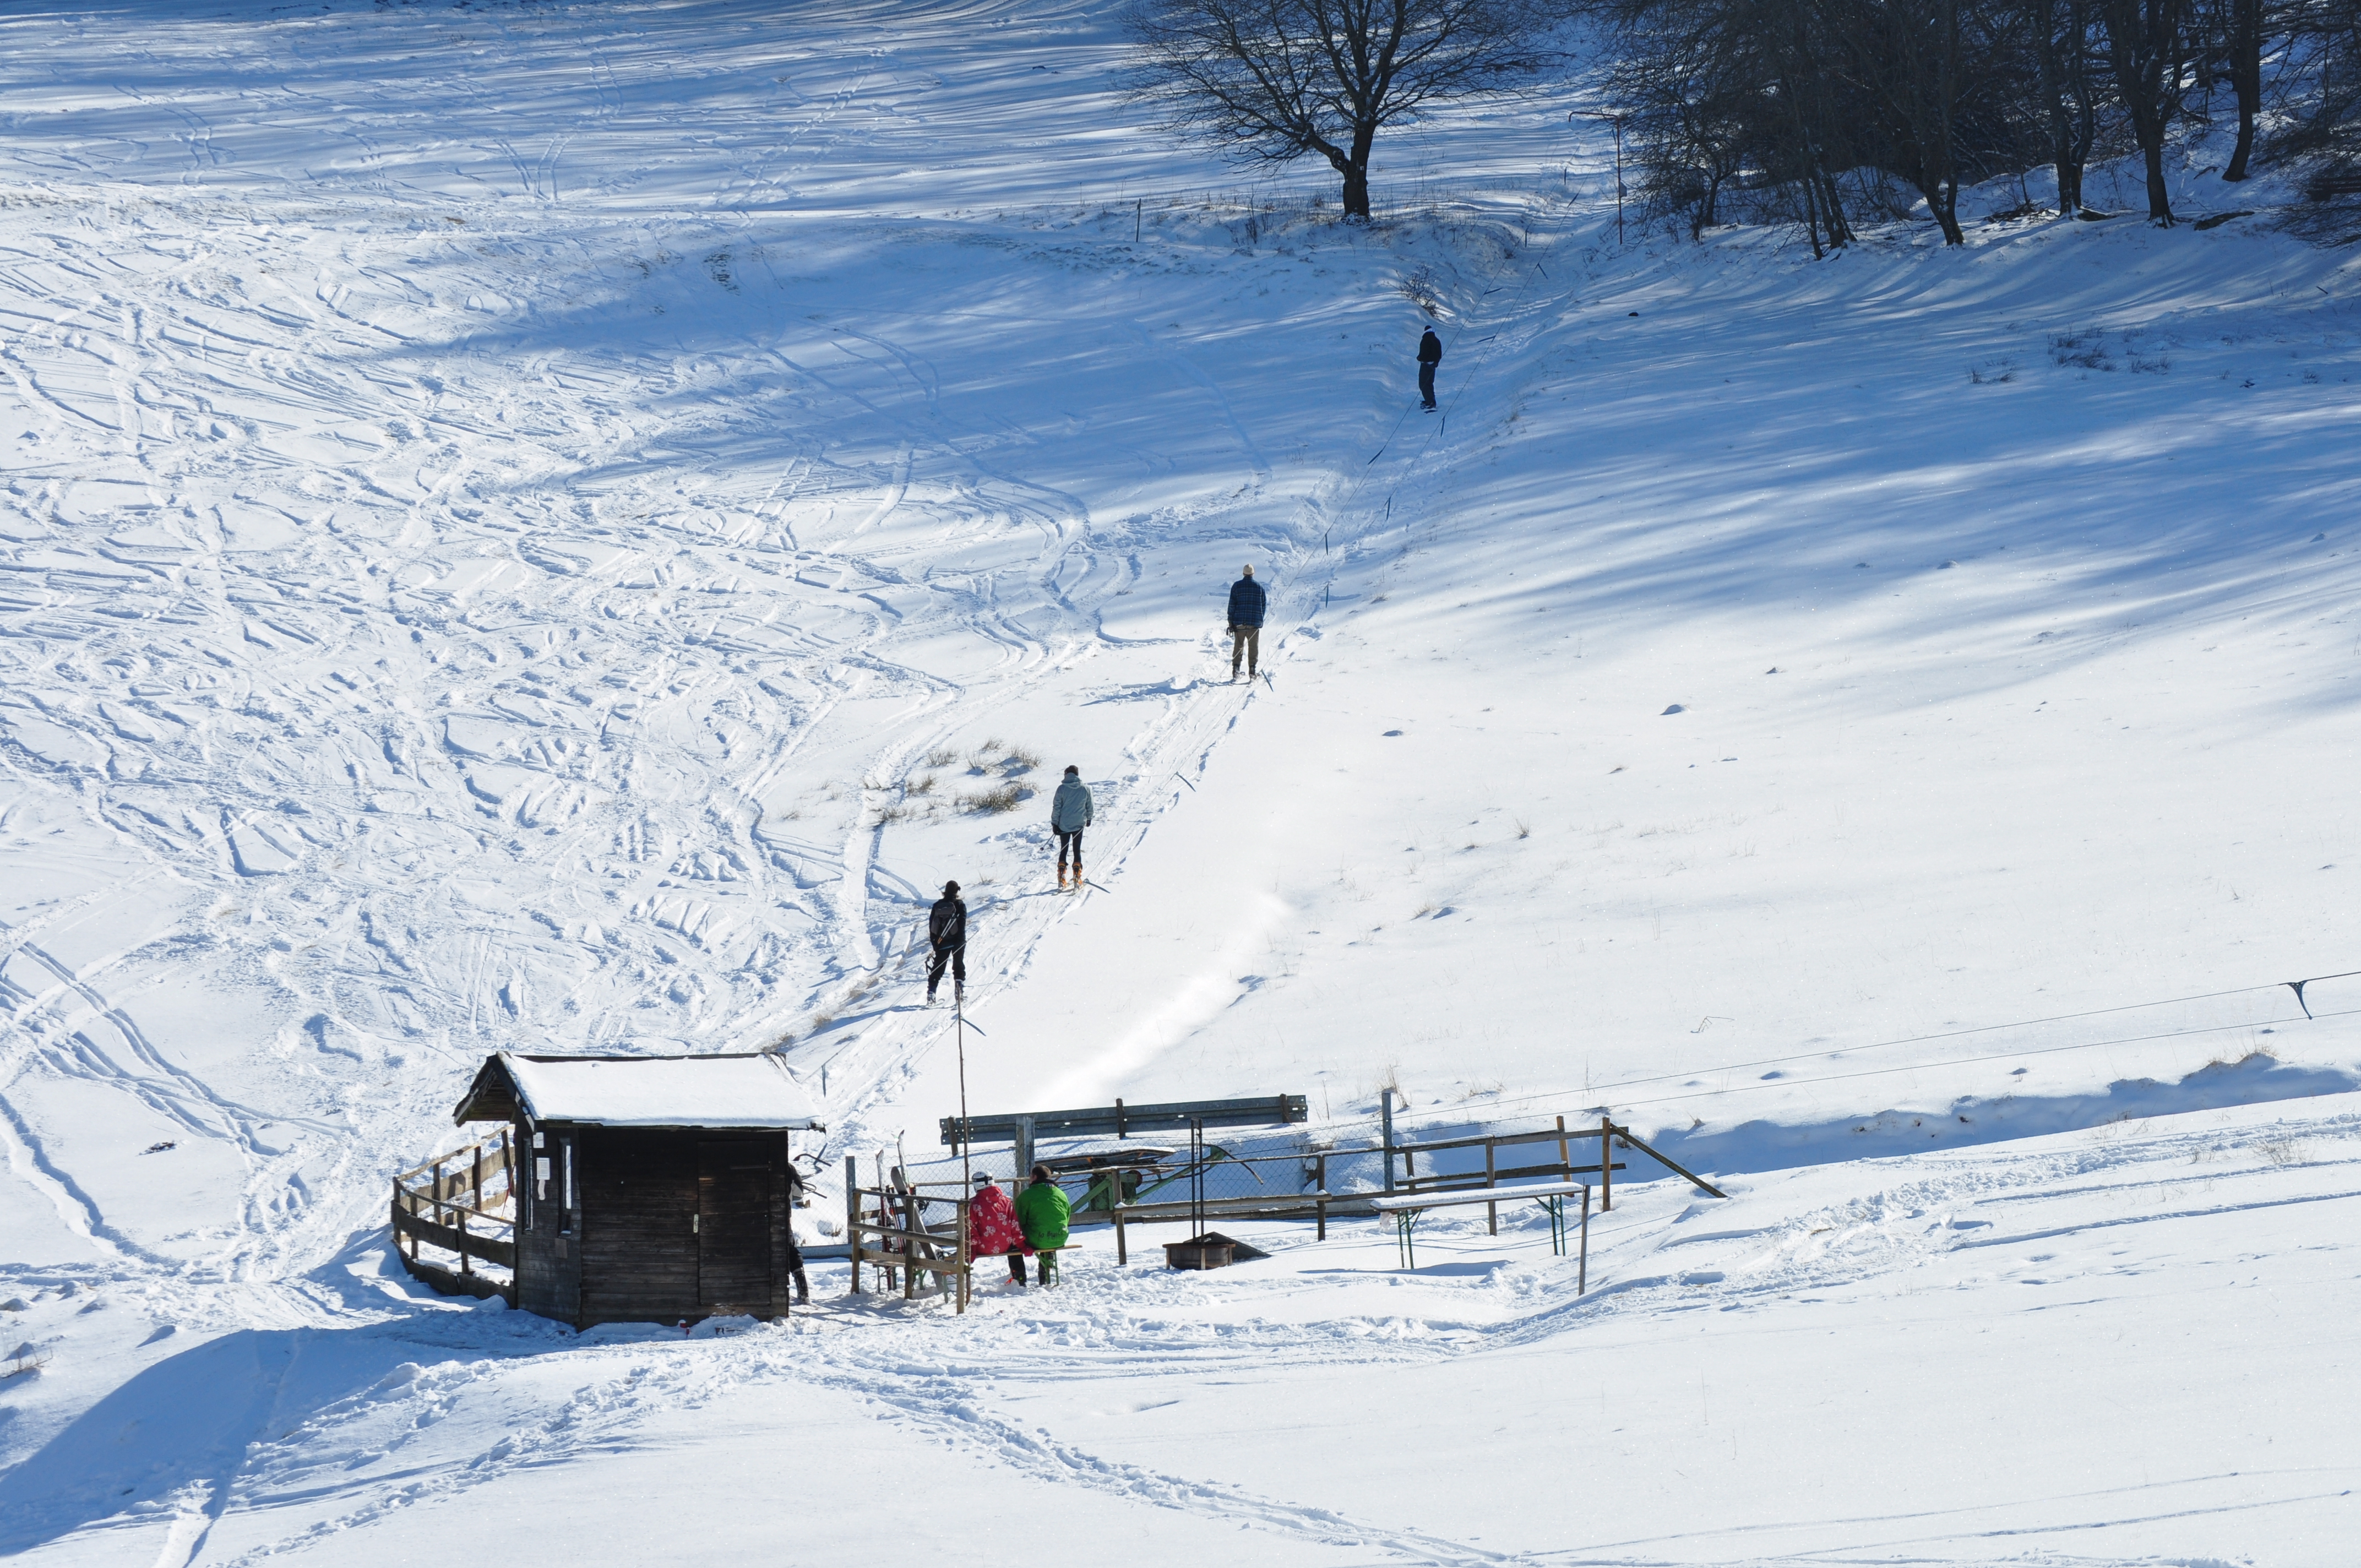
[391, 1127, 518, 1305]
[844, 1157, 970, 1313]
[1078, 1115, 1723, 1259]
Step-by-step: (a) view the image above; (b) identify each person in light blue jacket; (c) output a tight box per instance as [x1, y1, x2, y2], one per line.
[1051, 765, 1092, 891]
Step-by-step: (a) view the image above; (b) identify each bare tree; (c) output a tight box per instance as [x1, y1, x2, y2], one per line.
[1125, 0, 1565, 217]
[2032, 0, 2102, 209]
[1819, 0, 1986, 244]
[2215, 0, 2265, 176]
[2098, 0, 2193, 220]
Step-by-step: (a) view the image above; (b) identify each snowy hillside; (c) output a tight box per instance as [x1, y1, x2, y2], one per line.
[4, 0, 2360, 1562]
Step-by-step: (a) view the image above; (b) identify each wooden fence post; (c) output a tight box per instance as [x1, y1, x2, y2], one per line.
[1485, 1140, 1498, 1235]
[1114, 1207, 1127, 1266]
[1599, 1121, 1613, 1212]
[1315, 1153, 1329, 1241]
[957, 1200, 970, 1315]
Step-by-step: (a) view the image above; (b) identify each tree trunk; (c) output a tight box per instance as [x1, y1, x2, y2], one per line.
[1928, 175, 1966, 243]
[1339, 163, 1371, 217]
[1819, 169, 1854, 244]
[2103, 0, 2183, 223]
[2140, 134, 2173, 216]
[1694, 171, 1724, 238]
[1337, 119, 1378, 219]
[1800, 158, 1825, 258]
[2223, 0, 2261, 179]
[2071, 0, 2098, 205]
[2036, 0, 2081, 210]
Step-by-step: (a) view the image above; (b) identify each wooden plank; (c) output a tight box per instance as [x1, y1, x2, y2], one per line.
[1394, 1162, 1615, 1192]
[1608, 1123, 1729, 1199]
[391, 1207, 517, 1268]
[1386, 1124, 1603, 1158]
[1082, 1195, 1340, 1225]
[850, 1223, 962, 1248]
[398, 1253, 516, 1306]
[391, 1195, 513, 1226]
[1369, 1179, 1597, 1213]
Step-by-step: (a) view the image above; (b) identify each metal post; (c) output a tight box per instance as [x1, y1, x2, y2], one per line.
[1380, 1090, 1396, 1194]
[1189, 1117, 1206, 1240]
[1578, 1185, 1591, 1294]
[956, 995, 971, 1197]
[1316, 1152, 1329, 1240]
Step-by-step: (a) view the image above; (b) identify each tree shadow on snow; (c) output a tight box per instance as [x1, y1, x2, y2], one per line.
[1645, 1050, 2360, 1183]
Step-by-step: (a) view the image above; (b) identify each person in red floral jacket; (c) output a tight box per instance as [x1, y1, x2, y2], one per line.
[969, 1172, 1033, 1286]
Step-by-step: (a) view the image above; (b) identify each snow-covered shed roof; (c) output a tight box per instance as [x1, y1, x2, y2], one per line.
[453, 1051, 823, 1130]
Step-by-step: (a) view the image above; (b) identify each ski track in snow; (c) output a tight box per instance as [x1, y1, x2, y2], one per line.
[2, 1100, 2344, 1564]
[6, 0, 2361, 1561]
[0, 0, 1363, 1291]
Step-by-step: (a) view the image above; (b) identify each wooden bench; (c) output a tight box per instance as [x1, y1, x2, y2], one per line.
[1368, 1179, 1596, 1281]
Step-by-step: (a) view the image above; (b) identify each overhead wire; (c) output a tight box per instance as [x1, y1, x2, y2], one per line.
[1294, 969, 2361, 1136]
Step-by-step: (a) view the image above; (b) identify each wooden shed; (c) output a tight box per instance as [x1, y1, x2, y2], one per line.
[451, 1051, 824, 1328]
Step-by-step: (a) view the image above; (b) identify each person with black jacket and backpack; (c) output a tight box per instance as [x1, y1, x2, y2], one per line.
[926, 880, 966, 1004]
[1418, 324, 1443, 409]
[1227, 564, 1265, 681]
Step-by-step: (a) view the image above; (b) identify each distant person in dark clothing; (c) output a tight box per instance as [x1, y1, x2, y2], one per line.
[926, 880, 966, 1004]
[1051, 765, 1093, 891]
[1227, 564, 1265, 681]
[1418, 325, 1442, 409]
[782, 1159, 812, 1303]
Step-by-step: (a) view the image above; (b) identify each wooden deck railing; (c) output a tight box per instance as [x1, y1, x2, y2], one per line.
[391, 1127, 518, 1305]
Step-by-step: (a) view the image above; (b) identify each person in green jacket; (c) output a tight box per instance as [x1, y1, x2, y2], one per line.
[1012, 1164, 1071, 1287]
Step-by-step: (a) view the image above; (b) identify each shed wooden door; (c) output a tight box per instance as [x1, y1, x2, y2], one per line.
[697, 1141, 774, 1316]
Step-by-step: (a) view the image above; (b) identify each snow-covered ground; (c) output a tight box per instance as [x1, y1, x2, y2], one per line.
[4, 0, 2360, 1562]
[8, 1094, 2357, 1564]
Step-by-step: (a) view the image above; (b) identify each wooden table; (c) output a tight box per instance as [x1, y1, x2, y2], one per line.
[1368, 1179, 1594, 1285]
